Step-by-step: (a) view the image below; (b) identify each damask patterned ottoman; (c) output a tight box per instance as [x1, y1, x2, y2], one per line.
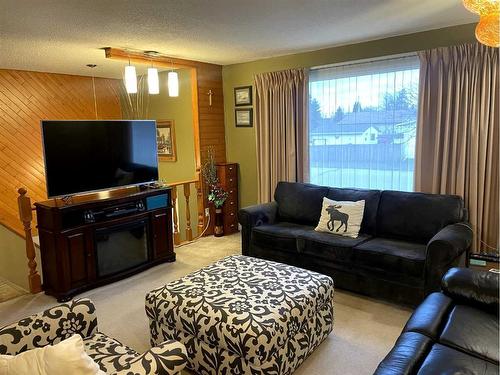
[146, 255, 334, 374]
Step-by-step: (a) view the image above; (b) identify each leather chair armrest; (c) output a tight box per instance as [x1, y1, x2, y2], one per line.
[441, 267, 499, 315]
[118, 340, 188, 375]
[238, 202, 278, 255]
[424, 223, 473, 294]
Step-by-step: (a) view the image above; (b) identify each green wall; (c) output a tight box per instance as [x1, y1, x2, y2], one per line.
[147, 69, 199, 239]
[222, 23, 477, 208]
[0, 225, 42, 291]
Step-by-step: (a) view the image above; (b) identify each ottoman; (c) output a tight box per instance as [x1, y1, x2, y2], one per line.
[146, 255, 334, 374]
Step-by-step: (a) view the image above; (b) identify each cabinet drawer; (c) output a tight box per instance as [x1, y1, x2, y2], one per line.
[217, 164, 238, 188]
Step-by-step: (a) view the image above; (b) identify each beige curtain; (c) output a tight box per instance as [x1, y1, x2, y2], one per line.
[254, 68, 309, 203]
[415, 43, 499, 253]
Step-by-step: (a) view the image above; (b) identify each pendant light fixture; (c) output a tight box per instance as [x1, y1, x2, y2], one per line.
[168, 71, 179, 97]
[148, 67, 160, 95]
[124, 57, 137, 94]
[167, 60, 179, 97]
[463, 0, 500, 47]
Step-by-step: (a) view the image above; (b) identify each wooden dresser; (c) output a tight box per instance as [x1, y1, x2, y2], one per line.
[216, 163, 239, 234]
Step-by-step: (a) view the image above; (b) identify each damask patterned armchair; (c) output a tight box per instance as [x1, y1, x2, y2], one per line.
[0, 298, 188, 374]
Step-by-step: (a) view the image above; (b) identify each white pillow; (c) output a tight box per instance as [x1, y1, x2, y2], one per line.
[315, 198, 365, 238]
[0, 334, 104, 375]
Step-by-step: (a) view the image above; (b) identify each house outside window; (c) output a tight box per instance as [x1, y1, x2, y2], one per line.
[309, 55, 420, 191]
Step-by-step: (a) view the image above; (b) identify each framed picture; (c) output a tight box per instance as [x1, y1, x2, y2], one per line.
[234, 86, 252, 106]
[156, 120, 177, 161]
[235, 108, 253, 127]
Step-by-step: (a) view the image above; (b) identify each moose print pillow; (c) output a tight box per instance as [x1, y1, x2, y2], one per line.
[315, 197, 365, 238]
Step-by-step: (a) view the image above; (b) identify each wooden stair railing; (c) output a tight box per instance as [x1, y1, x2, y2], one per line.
[168, 172, 205, 246]
[17, 188, 42, 294]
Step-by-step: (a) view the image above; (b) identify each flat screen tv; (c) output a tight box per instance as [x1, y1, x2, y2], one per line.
[41, 120, 159, 198]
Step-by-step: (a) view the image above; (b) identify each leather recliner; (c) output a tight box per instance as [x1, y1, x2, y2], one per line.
[374, 267, 499, 374]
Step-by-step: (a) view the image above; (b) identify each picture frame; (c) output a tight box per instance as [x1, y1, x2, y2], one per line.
[235, 108, 253, 127]
[234, 86, 252, 106]
[156, 120, 177, 161]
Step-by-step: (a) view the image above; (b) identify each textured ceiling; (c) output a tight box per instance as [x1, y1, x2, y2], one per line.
[0, 0, 476, 78]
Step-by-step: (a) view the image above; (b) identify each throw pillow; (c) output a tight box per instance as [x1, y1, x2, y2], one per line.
[0, 334, 104, 375]
[315, 197, 365, 238]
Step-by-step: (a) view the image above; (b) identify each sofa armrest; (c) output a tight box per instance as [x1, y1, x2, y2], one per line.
[238, 202, 278, 255]
[441, 267, 499, 315]
[424, 223, 473, 294]
[0, 298, 98, 355]
[116, 340, 188, 375]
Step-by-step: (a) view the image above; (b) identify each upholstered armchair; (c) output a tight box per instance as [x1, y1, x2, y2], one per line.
[0, 298, 188, 374]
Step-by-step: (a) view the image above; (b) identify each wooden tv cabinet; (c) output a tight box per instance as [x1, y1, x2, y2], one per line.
[35, 186, 174, 302]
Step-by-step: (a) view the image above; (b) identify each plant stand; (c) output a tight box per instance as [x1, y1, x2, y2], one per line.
[214, 208, 224, 237]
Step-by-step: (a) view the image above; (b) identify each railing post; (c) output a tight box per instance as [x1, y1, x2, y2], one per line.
[195, 170, 205, 234]
[171, 186, 181, 245]
[183, 183, 193, 241]
[17, 188, 42, 294]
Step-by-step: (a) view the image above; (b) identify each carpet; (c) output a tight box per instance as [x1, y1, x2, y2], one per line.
[0, 233, 412, 374]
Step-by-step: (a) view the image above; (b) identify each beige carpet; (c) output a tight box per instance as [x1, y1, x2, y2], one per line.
[0, 233, 412, 374]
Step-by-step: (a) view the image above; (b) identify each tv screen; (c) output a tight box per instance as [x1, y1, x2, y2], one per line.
[41, 120, 159, 198]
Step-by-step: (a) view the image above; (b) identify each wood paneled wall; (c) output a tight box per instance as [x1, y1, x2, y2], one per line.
[0, 69, 122, 236]
[0, 65, 227, 238]
[196, 65, 226, 164]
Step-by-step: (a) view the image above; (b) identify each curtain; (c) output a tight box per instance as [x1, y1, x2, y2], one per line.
[254, 68, 309, 203]
[415, 43, 499, 253]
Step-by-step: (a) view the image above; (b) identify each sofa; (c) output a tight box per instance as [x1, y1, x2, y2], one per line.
[375, 267, 499, 374]
[0, 298, 188, 374]
[238, 182, 473, 305]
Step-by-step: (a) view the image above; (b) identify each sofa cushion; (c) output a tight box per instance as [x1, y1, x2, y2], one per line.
[326, 187, 381, 235]
[299, 230, 371, 264]
[354, 238, 427, 277]
[439, 305, 499, 363]
[417, 344, 499, 375]
[274, 182, 329, 225]
[377, 191, 464, 243]
[252, 222, 314, 253]
[315, 198, 366, 238]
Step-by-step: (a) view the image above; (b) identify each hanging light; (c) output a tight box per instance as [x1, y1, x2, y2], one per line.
[476, 13, 500, 47]
[168, 71, 179, 97]
[124, 62, 137, 94]
[462, 0, 500, 47]
[148, 67, 159, 94]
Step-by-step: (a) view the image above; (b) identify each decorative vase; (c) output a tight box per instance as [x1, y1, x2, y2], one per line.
[214, 207, 224, 237]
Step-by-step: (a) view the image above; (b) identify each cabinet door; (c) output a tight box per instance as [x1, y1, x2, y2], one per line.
[152, 211, 173, 259]
[61, 231, 90, 288]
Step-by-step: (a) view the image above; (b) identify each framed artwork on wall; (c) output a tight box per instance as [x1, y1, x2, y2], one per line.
[235, 108, 253, 127]
[156, 120, 177, 161]
[234, 86, 252, 106]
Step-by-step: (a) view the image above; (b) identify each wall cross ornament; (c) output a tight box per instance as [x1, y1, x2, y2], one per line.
[207, 90, 213, 107]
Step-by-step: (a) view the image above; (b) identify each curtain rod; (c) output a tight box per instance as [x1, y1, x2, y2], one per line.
[311, 52, 418, 71]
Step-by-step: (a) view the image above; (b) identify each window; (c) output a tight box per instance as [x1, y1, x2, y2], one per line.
[309, 55, 420, 191]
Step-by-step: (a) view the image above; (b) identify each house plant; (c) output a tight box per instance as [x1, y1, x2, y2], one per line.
[202, 148, 228, 237]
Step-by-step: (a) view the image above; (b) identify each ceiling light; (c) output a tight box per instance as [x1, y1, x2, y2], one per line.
[148, 67, 159, 95]
[463, 0, 500, 47]
[168, 71, 179, 97]
[124, 65, 137, 94]
[476, 13, 500, 47]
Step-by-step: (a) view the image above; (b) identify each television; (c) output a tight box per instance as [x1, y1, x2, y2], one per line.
[41, 120, 159, 198]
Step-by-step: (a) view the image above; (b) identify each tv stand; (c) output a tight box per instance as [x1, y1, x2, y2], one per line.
[35, 187, 174, 302]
